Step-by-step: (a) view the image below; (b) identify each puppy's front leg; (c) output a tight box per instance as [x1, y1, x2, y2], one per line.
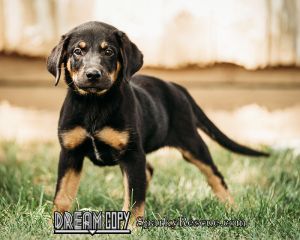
[120, 150, 147, 219]
[53, 150, 84, 212]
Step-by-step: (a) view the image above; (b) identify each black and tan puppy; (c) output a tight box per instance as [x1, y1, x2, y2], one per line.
[47, 21, 268, 219]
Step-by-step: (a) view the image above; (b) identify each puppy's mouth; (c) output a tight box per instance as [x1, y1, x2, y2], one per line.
[74, 84, 108, 95]
[80, 87, 106, 93]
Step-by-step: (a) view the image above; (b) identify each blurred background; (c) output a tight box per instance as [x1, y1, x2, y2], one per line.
[0, 0, 299, 150]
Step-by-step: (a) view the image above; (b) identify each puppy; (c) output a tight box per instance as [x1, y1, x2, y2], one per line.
[47, 21, 268, 219]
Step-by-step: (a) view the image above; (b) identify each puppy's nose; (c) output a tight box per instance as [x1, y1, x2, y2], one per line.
[86, 68, 101, 80]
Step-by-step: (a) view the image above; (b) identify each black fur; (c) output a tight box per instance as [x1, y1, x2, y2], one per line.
[48, 21, 268, 214]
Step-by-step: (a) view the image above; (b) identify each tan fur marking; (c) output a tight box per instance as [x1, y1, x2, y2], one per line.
[146, 168, 152, 188]
[67, 59, 72, 74]
[67, 59, 87, 95]
[61, 126, 87, 149]
[72, 65, 88, 95]
[95, 127, 129, 150]
[132, 202, 145, 219]
[67, 58, 78, 80]
[100, 41, 108, 49]
[122, 171, 130, 212]
[122, 171, 145, 221]
[110, 61, 121, 82]
[79, 41, 86, 48]
[53, 170, 81, 212]
[95, 89, 108, 95]
[74, 85, 88, 95]
[181, 150, 234, 205]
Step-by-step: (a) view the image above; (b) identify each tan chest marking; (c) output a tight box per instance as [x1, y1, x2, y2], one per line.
[60, 126, 87, 149]
[95, 127, 129, 150]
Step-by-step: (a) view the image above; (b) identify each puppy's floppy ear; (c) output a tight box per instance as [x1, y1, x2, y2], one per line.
[47, 35, 70, 86]
[116, 31, 143, 81]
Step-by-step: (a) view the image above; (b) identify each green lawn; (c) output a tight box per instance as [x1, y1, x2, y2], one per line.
[0, 141, 299, 239]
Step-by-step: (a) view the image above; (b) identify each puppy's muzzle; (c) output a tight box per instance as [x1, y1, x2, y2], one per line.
[86, 68, 102, 81]
[76, 68, 112, 94]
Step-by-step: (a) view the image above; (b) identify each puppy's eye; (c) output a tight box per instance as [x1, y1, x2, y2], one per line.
[73, 48, 82, 56]
[104, 48, 114, 57]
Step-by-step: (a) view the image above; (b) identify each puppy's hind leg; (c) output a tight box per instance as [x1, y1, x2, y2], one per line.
[178, 133, 234, 205]
[146, 162, 154, 189]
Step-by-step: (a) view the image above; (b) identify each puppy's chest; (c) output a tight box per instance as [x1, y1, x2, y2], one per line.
[60, 126, 129, 163]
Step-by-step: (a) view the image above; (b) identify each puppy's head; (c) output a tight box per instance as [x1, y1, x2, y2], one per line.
[47, 21, 143, 95]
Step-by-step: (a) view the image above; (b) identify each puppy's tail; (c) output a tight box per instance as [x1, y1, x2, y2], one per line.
[176, 84, 269, 157]
[194, 105, 269, 157]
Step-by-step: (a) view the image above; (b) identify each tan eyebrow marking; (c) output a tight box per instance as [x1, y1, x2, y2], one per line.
[79, 41, 86, 48]
[100, 41, 108, 49]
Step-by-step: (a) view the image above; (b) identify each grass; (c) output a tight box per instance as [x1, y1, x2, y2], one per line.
[0, 141, 299, 239]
